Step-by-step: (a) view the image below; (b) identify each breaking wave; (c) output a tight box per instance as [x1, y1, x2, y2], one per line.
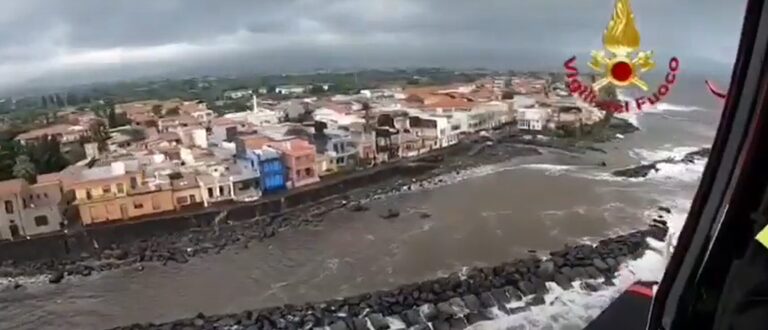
[629, 145, 705, 162]
[471, 199, 689, 330]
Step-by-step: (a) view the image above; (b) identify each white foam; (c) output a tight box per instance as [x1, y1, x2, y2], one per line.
[469, 192, 694, 329]
[616, 89, 704, 115]
[629, 146, 704, 162]
[651, 103, 703, 113]
[646, 159, 706, 183]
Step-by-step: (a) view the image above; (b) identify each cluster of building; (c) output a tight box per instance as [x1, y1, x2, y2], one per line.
[0, 76, 604, 240]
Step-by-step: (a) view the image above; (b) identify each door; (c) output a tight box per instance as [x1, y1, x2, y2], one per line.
[9, 224, 20, 239]
[120, 204, 129, 219]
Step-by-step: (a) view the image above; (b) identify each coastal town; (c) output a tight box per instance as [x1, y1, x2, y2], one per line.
[0, 74, 610, 242]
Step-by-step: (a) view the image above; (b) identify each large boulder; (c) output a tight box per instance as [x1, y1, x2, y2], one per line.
[461, 295, 481, 312]
[418, 304, 438, 322]
[536, 261, 556, 281]
[478, 292, 496, 309]
[367, 313, 390, 330]
[491, 288, 511, 305]
[554, 274, 572, 290]
[592, 258, 610, 272]
[48, 270, 65, 284]
[400, 309, 424, 326]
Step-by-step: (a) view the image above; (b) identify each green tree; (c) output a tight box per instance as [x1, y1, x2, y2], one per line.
[166, 106, 181, 116]
[309, 85, 326, 95]
[0, 140, 23, 181]
[107, 106, 119, 128]
[13, 155, 37, 184]
[24, 135, 69, 174]
[151, 104, 164, 117]
[89, 121, 110, 152]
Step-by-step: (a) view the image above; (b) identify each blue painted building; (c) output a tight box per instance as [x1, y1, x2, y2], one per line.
[237, 146, 287, 194]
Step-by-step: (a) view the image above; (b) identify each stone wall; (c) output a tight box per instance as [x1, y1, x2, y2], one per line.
[111, 223, 668, 330]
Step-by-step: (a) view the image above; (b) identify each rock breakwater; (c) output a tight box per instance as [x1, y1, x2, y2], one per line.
[612, 147, 710, 178]
[110, 220, 669, 330]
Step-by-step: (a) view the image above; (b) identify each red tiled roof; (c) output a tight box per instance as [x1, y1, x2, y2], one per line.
[15, 124, 87, 140]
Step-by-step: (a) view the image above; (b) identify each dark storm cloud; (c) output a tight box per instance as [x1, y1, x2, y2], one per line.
[0, 0, 746, 93]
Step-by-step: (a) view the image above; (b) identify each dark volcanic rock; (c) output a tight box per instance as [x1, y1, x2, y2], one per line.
[529, 295, 546, 306]
[106, 224, 668, 330]
[379, 208, 400, 219]
[448, 317, 468, 330]
[461, 295, 481, 312]
[418, 303, 438, 322]
[348, 203, 370, 212]
[466, 312, 492, 325]
[401, 309, 424, 326]
[367, 313, 389, 330]
[592, 258, 609, 272]
[48, 270, 65, 284]
[517, 281, 536, 296]
[612, 163, 658, 178]
[433, 320, 450, 330]
[554, 274, 572, 289]
[614, 148, 709, 179]
[491, 288, 511, 305]
[478, 292, 496, 309]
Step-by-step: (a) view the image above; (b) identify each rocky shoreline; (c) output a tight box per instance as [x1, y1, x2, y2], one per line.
[0, 137, 545, 286]
[109, 213, 670, 330]
[612, 148, 711, 178]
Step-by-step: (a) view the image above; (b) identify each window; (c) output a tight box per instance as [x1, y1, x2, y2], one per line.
[218, 186, 225, 196]
[43, 193, 48, 199]
[86, 189, 93, 200]
[4, 200, 13, 214]
[22, 198, 27, 209]
[133, 201, 144, 209]
[103, 185, 111, 194]
[305, 168, 313, 177]
[34, 215, 49, 227]
[151, 196, 161, 210]
[189, 195, 197, 203]
[116, 183, 125, 194]
[295, 169, 301, 178]
[207, 187, 214, 198]
[176, 196, 189, 205]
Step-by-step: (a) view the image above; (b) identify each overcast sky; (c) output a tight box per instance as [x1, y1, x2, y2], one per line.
[0, 0, 746, 93]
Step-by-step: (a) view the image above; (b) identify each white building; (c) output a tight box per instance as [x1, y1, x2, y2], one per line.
[312, 108, 365, 128]
[517, 108, 550, 131]
[469, 101, 512, 131]
[223, 89, 252, 100]
[408, 113, 453, 149]
[223, 92, 280, 126]
[275, 85, 307, 95]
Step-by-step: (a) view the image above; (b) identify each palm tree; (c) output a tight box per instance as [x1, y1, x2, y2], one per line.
[13, 155, 37, 184]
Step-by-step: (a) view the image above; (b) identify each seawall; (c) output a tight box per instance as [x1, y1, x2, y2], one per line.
[0, 158, 444, 264]
[110, 222, 669, 330]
